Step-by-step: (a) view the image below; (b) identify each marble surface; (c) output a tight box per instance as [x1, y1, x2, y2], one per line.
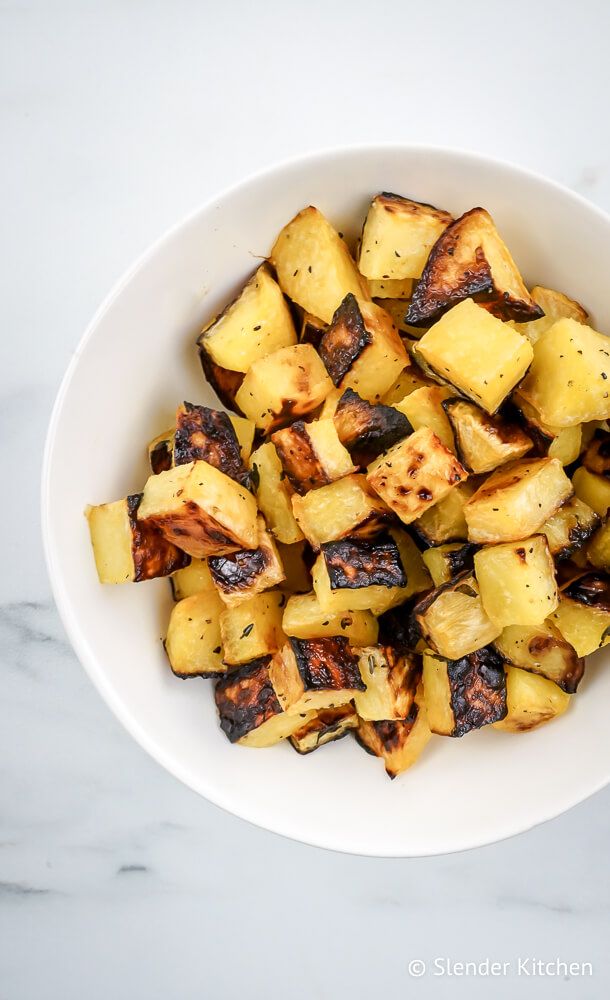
[2, 1, 610, 996]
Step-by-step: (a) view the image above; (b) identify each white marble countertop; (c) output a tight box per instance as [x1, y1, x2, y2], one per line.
[2, 1, 610, 996]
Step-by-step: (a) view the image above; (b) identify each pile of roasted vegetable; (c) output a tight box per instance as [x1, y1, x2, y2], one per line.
[86, 193, 610, 777]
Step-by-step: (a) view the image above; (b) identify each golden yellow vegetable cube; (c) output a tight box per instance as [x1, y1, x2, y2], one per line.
[197, 264, 297, 373]
[572, 466, 610, 517]
[367, 426, 467, 525]
[395, 385, 456, 451]
[464, 458, 573, 544]
[412, 480, 476, 545]
[493, 622, 584, 693]
[443, 397, 532, 473]
[550, 573, 610, 657]
[164, 590, 226, 678]
[413, 573, 500, 660]
[519, 318, 610, 427]
[416, 299, 533, 413]
[282, 591, 378, 644]
[359, 193, 452, 280]
[271, 418, 355, 494]
[271, 206, 366, 324]
[355, 694, 432, 779]
[138, 460, 259, 558]
[493, 667, 570, 732]
[86, 494, 190, 584]
[171, 557, 215, 600]
[291, 474, 391, 548]
[249, 442, 304, 545]
[235, 343, 332, 432]
[219, 592, 285, 665]
[353, 646, 420, 721]
[474, 535, 558, 628]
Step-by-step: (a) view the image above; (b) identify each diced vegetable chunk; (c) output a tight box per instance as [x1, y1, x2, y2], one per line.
[165, 590, 226, 678]
[474, 535, 558, 628]
[271, 418, 355, 493]
[249, 442, 304, 544]
[415, 299, 533, 413]
[208, 516, 285, 607]
[271, 206, 366, 323]
[464, 458, 572, 544]
[138, 460, 259, 557]
[413, 572, 500, 659]
[443, 397, 532, 473]
[493, 667, 570, 732]
[282, 592, 378, 644]
[86, 494, 190, 584]
[359, 193, 452, 280]
[550, 573, 610, 656]
[356, 692, 432, 778]
[423, 646, 507, 736]
[220, 592, 286, 665]
[235, 343, 332, 432]
[354, 646, 420, 721]
[367, 426, 467, 525]
[215, 658, 316, 747]
[289, 705, 358, 754]
[291, 474, 391, 548]
[319, 294, 408, 401]
[518, 319, 610, 427]
[197, 264, 296, 373]
[407, 207, 543, 326]
[494, 622, 583, 693]
[269, 637, 365, 714]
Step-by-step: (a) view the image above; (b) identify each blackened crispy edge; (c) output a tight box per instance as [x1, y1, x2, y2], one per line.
[150, 500, 243, 557]
[334, 388, 411, 466]
[406, 211, 494, 326]
[412, 568, 473, 621]
[290, 705, 356, 754]
[322, 534, 407, 590]
[445, 646, 507, 737]
[127, 493, 190, 581]
[214, 657, 278, 742]
[319, 293, 372, 386]
[563, 573, 610, 613]
[289, 636, 365, 692]
[377, 602, 423, 652]
[272, 421, 329, 494]
[197, 345, 245, 415]
[208, 545, 268, 595]
[583, 429, 610, 479]
[524, 635, 585, 694]
[174, 401, 251, 489]
[149, 437, 173, 475]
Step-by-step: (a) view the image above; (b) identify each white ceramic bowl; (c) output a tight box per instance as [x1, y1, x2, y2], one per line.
[43, 146, 610, 856]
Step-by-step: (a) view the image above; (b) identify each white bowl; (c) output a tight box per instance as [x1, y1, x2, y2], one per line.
[42, 145, 610, 857]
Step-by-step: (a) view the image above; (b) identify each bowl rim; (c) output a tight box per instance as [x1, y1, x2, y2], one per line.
[41, 143, 610, 857]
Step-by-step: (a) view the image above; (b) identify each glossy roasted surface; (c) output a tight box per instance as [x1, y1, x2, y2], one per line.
[174, 402, 251, 488]
[289, 635, 365, 691]
[445, 646, 507, 736]
[333, 388, 411, 466]
[319, 293, 371, 386]
[214, 657, 278, 742]
[321, 534, 407, 590]
[126, 493, 190, 581]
